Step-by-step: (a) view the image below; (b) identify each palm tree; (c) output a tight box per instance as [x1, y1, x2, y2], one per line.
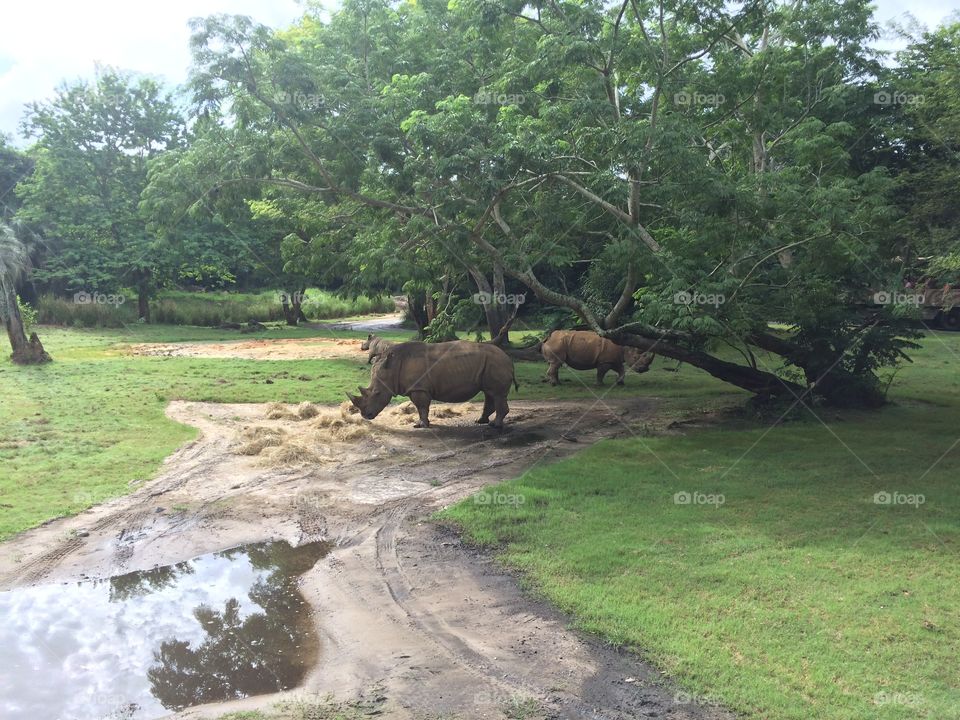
[0, 221, 50, 363]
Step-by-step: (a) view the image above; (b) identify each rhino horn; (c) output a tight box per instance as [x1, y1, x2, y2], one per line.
[346, 392, 360, 405]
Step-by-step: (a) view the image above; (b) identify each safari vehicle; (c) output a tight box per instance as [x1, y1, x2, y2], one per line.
[872, 254, 960, 330]
[919, 286, 960, 330]
[872, 285, 960, 330]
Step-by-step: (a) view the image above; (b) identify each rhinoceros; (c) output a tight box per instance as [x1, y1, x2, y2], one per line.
[348, 341, 518, 428]
[541, 330, 653, 386]
[360, 333, 394, 363]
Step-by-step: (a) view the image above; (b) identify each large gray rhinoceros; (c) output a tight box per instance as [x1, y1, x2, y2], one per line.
[541, 329, 653, 386]
[348, 341, 518, 428]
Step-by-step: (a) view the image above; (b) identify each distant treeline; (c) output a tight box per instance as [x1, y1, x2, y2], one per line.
[34, 290, 394, 328]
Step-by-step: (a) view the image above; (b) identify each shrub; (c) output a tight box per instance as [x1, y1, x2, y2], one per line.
[34, 290, 394, 327]
[35, 294, 136, 328]
[17, 296, 38, 333]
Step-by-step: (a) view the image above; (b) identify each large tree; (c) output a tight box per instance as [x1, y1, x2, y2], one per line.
[880, 21, 960, 270]
[181, 0, 918, 405]
[16, 68, 183, 320]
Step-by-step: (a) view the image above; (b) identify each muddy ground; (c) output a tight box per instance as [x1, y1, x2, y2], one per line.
[0, 395, 733, 720]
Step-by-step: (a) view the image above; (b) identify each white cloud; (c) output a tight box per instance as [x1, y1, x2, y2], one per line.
[0, 0, 306, 142]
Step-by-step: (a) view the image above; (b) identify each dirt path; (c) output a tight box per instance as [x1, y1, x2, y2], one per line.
[0, 398, 732, 720]
[308, 309, 406, 332]
[128, 336, 366, 361]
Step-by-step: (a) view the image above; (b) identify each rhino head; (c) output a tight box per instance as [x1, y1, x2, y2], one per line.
[360, 333, 373, 351]
[624, 347, 654, 374]
[348, 357, 395, 420]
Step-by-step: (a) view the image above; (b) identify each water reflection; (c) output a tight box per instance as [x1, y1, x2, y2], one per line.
[0, 541, 330, 720]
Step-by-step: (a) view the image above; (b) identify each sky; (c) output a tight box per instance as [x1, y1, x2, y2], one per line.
[0, 0, 958, 143]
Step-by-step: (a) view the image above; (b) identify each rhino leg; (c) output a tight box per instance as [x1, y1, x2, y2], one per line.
[546, 361, 561, 386]
[410, 391, 432, 428]
[491, 396, 509, 429]
[596, 365, 609, 385]
[476, 393, 494, 424]
[615, 362, 626, 385]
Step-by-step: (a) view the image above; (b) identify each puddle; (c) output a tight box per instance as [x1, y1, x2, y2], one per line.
[0, 540, 331, 720]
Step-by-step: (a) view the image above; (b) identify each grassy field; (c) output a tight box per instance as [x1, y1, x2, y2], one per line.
[442, 331, 960, 720]
[0, 324, 375, 539]
[0, 322, 726, 541]
[5, 322, 956, 719]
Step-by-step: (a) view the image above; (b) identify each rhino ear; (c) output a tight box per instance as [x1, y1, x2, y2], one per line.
[367, 333, 373, 339]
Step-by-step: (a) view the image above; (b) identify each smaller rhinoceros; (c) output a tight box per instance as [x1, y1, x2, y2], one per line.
[360, 333, 394, 363]
[348, 341, 517, 428]
[541, 329, 653, 386]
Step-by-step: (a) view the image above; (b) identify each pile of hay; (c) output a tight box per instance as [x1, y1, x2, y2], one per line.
[359, 400, 479, 428]
[296, 401, 321, 419]
[309, 403, 370, 441]
[236, 426, 286, 455]
[239, 399, 485, 467]
[264, 401, 322, 421]
[257, 441, 329, 467]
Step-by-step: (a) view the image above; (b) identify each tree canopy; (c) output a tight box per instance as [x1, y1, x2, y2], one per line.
[4, 1, 957, 400]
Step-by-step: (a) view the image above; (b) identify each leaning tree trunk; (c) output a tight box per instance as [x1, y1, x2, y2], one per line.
[1, 279, 50, 364]
[618, 332, 801, 398]
[406, 292, 430, 338]
[469, 264, 512, 345]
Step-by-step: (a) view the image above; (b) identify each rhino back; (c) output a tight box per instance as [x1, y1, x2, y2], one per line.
[547, 330, 622, 369]
[394, 341, 513, 401]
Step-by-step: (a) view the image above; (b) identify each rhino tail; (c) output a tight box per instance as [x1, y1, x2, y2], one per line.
[514, 374, 519, 391]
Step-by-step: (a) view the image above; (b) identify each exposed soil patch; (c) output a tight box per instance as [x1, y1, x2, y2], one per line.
[129, 337, 365, 361]
[0, 397, 732, 720]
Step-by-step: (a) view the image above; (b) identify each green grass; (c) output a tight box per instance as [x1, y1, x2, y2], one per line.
[0, 322, 704, 541]
[441, 331, 960, 720]
[6, 321, 957, 719]
[0, 324, 375, 540]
